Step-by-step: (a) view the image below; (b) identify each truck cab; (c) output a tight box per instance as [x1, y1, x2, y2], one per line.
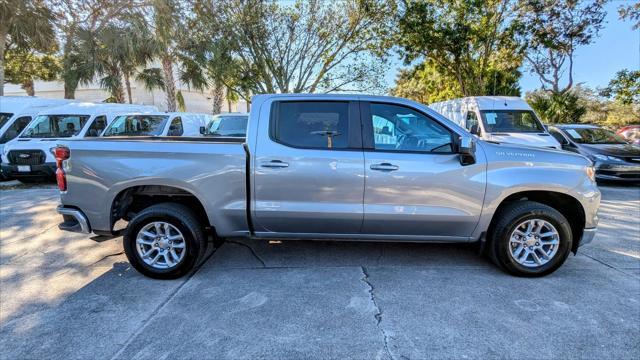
[1, 102, 157, 181]
[430, 96, 561, 149]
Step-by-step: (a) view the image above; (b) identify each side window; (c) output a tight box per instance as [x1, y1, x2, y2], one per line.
[466, 111, 479, 132]
[0, 116, 31, 144]
[86, 115, 107, 137]
[549, 128, 567, 144]
[168, 117, 183, 136]
[369, 103, 453, 153]
[272, 101, 350, 149]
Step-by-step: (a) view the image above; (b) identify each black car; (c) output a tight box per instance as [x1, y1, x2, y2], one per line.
[548, 124, 640, 182]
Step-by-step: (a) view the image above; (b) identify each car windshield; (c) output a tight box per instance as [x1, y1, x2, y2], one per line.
[103, 115, 169, 136]
[20, 114, 89, 138]
[0, 113, 13, 129]
[205, 115, 248, 137]
[563, 127, 628, 145]
[480, 110, 544, 133]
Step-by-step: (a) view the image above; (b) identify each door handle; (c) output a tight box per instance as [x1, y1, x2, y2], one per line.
[261, 160, 289, 168]
[370, 163, 399, 171]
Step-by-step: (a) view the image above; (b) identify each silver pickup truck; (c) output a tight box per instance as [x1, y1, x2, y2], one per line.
[55, 94, 600, 279]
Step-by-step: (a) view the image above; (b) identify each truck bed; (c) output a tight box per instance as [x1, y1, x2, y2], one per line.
[58, 138, 249, 236]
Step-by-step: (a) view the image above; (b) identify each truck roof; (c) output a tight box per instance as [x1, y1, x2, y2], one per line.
[36, 102, 158, 116]
[430, 96, 531, 111]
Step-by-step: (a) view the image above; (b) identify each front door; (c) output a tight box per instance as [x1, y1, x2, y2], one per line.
[252, 100, 364, 235]
[361, 102, 486, 239]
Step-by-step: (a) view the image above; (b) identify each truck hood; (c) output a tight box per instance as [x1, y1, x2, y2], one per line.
[480, 140, 590, 167]
[579, 143, 640, 157]
[487, 132, 561, 149]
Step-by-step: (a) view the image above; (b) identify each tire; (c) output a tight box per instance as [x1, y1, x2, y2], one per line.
[487, 201, 573, 277]
[123, 203, 208, 279]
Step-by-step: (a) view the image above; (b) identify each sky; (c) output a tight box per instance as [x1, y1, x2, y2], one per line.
[385, 0, 640, 94]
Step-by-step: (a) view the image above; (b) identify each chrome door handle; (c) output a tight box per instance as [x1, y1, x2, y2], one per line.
[261, 160, 289, 168]
[370, 163, 399, 171]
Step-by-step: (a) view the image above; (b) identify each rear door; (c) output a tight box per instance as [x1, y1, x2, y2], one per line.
[252, 100, 364, 235]
[361, 101, 486, 239]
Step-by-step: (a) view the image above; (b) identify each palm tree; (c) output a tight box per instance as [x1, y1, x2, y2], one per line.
[151, 0, 183, 111]
[0, 0, 55, 95]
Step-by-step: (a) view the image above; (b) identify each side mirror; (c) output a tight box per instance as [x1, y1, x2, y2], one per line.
[199, 126, 206, 135]
[458, 136, 476, 166]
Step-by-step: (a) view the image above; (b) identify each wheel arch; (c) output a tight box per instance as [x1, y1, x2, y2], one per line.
[487, 190, 586, 253]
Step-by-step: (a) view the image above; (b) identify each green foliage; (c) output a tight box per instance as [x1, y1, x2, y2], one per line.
[526, 89, 586, 124]
[600, 69, 640, 105]
[619, 2, 640, 30]
[4, 50, 61, 95]
[396, 0, 524, 97]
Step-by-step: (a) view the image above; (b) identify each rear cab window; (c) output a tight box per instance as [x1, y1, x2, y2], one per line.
[270, 101, 360, 149]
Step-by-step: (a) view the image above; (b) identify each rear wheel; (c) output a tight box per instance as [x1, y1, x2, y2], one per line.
[123, 203, 208, 279]
[488, 201, 573, 277]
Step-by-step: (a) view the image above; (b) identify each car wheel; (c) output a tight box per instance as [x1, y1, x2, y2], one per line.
[123, 203, 208, 279]
[488, 201, 572, 277]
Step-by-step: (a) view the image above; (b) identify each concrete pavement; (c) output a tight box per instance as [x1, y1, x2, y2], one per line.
[0, 184, 638, 359]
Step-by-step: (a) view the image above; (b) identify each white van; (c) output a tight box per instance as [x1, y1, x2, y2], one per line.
[430, 96, 561, 149]
[102, 112, 213, 137]
[1, 102, 157, 181]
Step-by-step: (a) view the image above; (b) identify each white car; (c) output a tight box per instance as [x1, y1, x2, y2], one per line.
[1, 102, 157, 181]
[430, 96, 561, 149]
[102, 112, 213, 137]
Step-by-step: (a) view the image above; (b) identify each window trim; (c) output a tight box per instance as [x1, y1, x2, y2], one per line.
[361, 101, 457, 155]
[268, 100, 362, 151]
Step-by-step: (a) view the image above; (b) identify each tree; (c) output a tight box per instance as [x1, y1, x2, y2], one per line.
[396, 0, 524, 97]
[600, 69, 640, 105]
[4, 50, 60, 95]
[191, 0, 394, 96]
[48, 0, 141, 99]
[619, 2, 640, 30]
[517, 0, 606, 93]
[0, 0, 56, 95]
[526, 89, 586, 124]
[150, 0, 184, 111]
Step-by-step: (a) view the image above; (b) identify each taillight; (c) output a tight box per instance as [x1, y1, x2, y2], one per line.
[55, 146, 70, 191]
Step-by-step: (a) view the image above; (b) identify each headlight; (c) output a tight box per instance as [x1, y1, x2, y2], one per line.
[591, 154, 624, 162]
[586, 166, 596, 182]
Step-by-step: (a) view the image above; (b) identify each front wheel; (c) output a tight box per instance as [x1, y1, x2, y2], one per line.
[123, 203, 208, 279]
[488, 201, 573, 277]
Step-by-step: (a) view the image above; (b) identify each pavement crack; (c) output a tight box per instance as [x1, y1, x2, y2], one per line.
[108, 247, 217, 360]
[225, 240, 266, 267]
[88, 251, 124, 266]
[361, 266, 394, 360]
[2, 223, 59, 245]
[580, 252, 637, 278]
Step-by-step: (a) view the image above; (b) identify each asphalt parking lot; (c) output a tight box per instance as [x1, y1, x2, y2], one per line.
[0, 182, 638, 359]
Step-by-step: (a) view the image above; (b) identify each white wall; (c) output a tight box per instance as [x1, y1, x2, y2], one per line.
[3, 80, 248, 114]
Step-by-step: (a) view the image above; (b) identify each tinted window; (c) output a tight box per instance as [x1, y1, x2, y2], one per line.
[168, 117, 183, 136]
[563, 127, 627, 145]
[0, 113, 13, 129]
[21, 115, 89, 138]
[104, 115, 168, 136]
[369, 103, 453, 153]
[86, 115, 107, 137]
[480, 110, 544, 133]
[466, 111, 479, 130]
[548, 128, 567, 144]
[0, 116, 31, 144]
[272, 101, 350, 149]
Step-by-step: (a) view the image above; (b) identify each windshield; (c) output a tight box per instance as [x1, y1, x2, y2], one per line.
[0, 113, 13, 129]
[20, 115, 89, 138]
[103, 115, 169, 136]
[480, 110, 544, 133]
[205, 115, 248, 137]
[563, 127, 628, 145]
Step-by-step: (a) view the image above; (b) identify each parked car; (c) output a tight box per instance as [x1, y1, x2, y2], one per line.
[202, 113, 249, 137]
[430, 96, 561, 149]
[548, 124, 640, 182]
[102, 112, 213, 137]
[0, 97, 77, 179]
[617, 125, 640, 145]
[55, 94, 599, 279]
[0, 102, 157, 182]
